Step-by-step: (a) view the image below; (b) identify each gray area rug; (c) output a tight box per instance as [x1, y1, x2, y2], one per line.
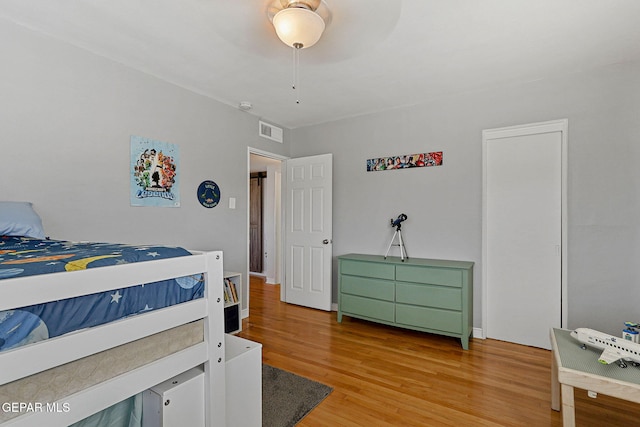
[262, 364, 332, 427]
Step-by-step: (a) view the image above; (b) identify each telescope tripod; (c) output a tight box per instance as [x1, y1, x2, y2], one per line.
[384, 225, 408, 261]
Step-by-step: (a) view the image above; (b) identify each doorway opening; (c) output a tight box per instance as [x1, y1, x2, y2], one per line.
[247, 148, 286, 316]
[247, 149, 334, 315]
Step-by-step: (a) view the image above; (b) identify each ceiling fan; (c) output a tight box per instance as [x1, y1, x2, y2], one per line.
[205, 0, 402, 105]
[209, 0, 402, 64]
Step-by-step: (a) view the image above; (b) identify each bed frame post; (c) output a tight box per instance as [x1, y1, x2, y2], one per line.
[204, 251, 226, 426]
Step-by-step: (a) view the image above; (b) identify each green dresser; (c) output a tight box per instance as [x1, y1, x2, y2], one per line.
[338, 254, 474, 349]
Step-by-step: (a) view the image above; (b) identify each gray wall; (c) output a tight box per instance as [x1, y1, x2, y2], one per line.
[3, 17, 639, 336]
[290, 60, 640, 336]
[0, 20, 290, 311]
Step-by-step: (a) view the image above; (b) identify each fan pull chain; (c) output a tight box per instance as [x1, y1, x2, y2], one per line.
[293, 43, 302, 104]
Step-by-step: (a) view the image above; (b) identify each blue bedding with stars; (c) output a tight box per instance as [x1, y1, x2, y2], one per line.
[0, 236, 204, 353]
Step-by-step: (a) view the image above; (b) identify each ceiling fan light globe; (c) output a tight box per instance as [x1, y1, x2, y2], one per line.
[272, 8, 325, 49]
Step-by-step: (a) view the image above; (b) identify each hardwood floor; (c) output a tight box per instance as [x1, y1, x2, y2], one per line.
[238, 276, 639, 426]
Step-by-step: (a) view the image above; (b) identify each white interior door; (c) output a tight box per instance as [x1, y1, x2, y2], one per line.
[284, 153, 333, 311]
[483, 120, 566, 350]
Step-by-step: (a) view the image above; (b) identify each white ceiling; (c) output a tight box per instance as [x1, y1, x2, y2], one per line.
[2, 0, 639, 129]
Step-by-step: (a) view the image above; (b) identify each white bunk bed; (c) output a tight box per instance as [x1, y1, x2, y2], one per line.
[0, 249, 226, 426]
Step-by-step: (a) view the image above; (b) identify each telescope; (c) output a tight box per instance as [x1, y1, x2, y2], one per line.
[390, 213, 408, 229]
[385, 213, 408, 261]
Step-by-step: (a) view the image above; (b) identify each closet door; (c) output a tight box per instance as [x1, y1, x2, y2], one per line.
[483, 120, 566, 350]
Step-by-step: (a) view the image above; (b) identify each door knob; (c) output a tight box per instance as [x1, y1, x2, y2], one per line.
[323, 239, 331, 244]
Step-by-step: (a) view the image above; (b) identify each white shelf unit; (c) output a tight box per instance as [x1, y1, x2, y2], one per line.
[223, 272, 242, 334]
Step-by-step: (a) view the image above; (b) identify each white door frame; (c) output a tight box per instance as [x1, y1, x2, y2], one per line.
[247, 147, 289, 314]
[481, 119, 568, 339]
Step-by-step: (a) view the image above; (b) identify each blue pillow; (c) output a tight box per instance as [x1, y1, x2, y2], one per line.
[0, 202, 46, 239]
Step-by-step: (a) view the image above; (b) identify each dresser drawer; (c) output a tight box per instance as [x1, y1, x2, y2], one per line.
[396, 265, 462, 288]
[396, 283, 461, 310]
[340, 275, 395, 301]
[395, 305, 462, 334]
[341, 294, 395, 322]
[340, 259, 395, 280]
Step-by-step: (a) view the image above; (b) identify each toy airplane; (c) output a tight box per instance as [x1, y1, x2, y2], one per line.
[571, 328, 640, 368]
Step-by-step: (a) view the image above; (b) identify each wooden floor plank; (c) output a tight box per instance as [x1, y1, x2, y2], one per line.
[239, 276, 639, 426]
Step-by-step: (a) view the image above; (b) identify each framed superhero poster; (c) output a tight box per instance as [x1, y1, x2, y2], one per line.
[130, 135, 180, 207]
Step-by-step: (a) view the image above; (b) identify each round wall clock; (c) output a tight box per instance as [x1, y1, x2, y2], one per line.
[197, 180, 221, 208]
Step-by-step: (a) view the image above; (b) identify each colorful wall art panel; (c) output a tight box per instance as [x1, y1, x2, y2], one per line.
[130, 135, 180, 207]
[366, 151, 443, 172]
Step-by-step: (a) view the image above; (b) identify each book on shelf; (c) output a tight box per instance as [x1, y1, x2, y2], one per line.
[229, 279, 238, 303]
[224, 277, 238, 304]
[223, 279, 231, 303]
[224, 278, 232, 303]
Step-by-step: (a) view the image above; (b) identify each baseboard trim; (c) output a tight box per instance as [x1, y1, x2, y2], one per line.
[473, 327, 485, 339]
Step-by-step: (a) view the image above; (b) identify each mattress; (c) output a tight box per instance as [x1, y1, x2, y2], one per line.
[0, 320, 204, 424]
[0, 236, 203, 353]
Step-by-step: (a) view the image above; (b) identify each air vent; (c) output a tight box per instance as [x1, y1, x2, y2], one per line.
[259, 121, 283, 143]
